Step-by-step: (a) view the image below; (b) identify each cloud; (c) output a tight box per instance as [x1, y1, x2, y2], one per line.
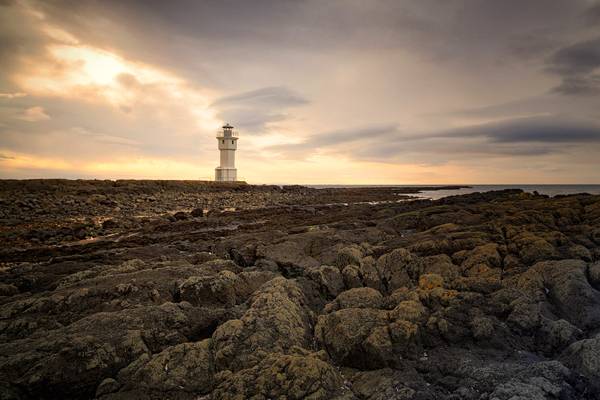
[0, 92, 26, 98]
[268, 123, 398, 156]
[213, 86, 308, 108]
[17, 106, 50, 121]
[1, 0, 600, 182]
[444, 115, 600, 143]
[547, 36, 600, 95]
[213, 86, 308, 133]
[270, 116, 600, 165]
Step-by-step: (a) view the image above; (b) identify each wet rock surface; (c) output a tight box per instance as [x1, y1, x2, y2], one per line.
[1, 181, 599, 399]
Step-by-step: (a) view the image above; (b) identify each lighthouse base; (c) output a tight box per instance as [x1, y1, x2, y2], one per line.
[215, 167, 237, 182]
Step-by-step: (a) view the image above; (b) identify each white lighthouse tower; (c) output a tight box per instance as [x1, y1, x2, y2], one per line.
[215, 123, 238, 181]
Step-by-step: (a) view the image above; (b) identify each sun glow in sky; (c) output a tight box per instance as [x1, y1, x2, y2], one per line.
[1, 0, 600, 183]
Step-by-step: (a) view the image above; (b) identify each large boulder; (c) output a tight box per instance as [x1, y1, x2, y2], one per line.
[111, 339, 214, 397]
[212, 277, 312, 372]
[560, 335, 600, 390]
[324, 287, 384, 313]
[178, 270, 276, 307]
[308, 265, 345, 298]
[375, 249, 422, 293]
[211, 352, 350, 400]
[315, 307, 391, 369]
[0, 302, 209, 399]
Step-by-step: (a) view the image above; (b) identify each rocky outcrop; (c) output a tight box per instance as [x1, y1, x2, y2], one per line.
[1, 185, 599, 399]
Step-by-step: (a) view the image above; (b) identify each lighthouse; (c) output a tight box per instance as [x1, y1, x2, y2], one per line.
[215, 123, 238, 181]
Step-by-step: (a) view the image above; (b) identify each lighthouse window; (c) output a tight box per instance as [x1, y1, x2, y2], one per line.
[222, 140, 224, 144]
[232, 140, 234, 144]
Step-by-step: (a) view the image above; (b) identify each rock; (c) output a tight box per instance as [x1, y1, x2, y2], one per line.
[422, 254, 459, 281]
[508, 300, 542, 332]
[568, 244, 592, 261]
[536, 319, 582, 355]
[324, 287, 384, 313]
[117, 339, 214, 394]
[172, 211, 188, 221]
[489, 361, 572, 400]
[178, 270, 275, 308]
[389, 300, 427, 324]
[315, 307, 390, 369]
[535, 260, 600, 329]
[460, 243, 502, 271]
[190, 207, 205, 217]
[178, 271, 238, 307]
[470, 316, 494, 340]
[212, 277, 311, 371]
[96, 378, 120, 397]
[418, 273, 444, 290]
[256, 240, 320, 273]
[517, 235, 559, 265]
[308, 265, 345, 298]
[588, 261, 600, 287]
[560, 335, 600, 389]
[341, 264, 363, 288]
[349, 368, 417, 400]
[335, 245, 363, 267]
[101, 219, 119, 229]
[211, 352, 349, 400]
[0, 283, 19, 297]
[376, 248, 422, 292]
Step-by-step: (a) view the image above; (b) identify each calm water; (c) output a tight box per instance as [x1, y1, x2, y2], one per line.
[309, 184, 600, 200]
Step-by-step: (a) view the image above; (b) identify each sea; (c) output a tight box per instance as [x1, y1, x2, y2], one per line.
[308, 184, 600, 200]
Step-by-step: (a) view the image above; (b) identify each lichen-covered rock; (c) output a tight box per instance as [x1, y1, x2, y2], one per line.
[116, 339, 214, 394]
[315, 307, 390, 369]
[349, 368, 417, 400]
[418, 273, 444, 290]
[589, 261, 600, 287]
[2, 184, 600, 400]
[459, 243, 502, 271]
[0, 283, 19, 297]
[308, 265, 345, 298]
[211, 352, 350, 400]
[534, 260, 600, 329]
[178, 271, 238, 307]
[212, 277, 312, 371]
[489, 361, 573, 400]
[559, 335, 600, 389]
[178, 270, 275, 308]
[375, 249, 422, 292]
[324, 287, 384, 313]
[536, 319, 582, 355]
[341, 264, 363, 289]
[389, 300, 427, 324]
[470, 316, 494, 340]
[335, 245, 363, 268]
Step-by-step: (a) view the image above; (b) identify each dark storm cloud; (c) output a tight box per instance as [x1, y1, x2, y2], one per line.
[444, 116, 600, 143]
[271, 116, 600, 162]
[546, 37, 600, 95]
[549, 37, 600, 75]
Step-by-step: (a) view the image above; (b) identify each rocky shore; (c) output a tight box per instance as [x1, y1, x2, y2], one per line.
[1, 181, 599, 399]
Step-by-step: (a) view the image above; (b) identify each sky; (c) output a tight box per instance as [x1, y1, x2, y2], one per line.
[1, 0, 600, 184]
